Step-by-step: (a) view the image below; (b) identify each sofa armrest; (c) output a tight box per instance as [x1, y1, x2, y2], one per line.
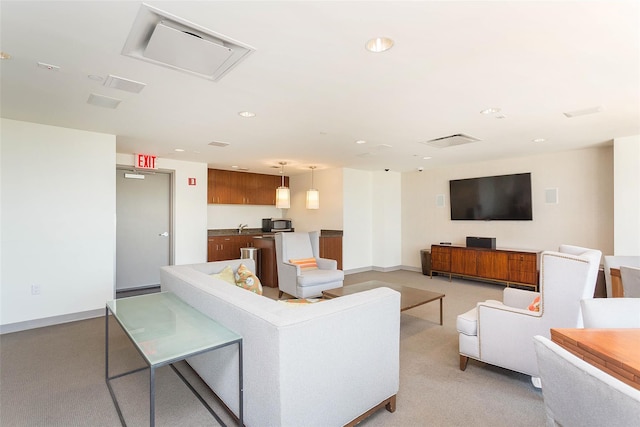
[316, 257, 337, 270]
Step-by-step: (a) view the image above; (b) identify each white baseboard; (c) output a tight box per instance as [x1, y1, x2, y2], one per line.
[0, 308, 104, 335]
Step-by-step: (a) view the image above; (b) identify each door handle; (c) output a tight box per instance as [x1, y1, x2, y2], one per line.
[159, 232, 169, 237]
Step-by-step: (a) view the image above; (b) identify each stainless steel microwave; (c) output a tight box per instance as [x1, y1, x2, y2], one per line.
[262, 218, 292, 232]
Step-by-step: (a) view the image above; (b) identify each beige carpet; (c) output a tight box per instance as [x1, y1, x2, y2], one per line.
[0, 270, 545, 426]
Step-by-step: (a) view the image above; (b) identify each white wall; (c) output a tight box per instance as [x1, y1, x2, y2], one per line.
[342, 168, 373, 271]
[372, 171, 402, 269]
[401, 146, 614, 268]
[613, 135, 640, 255]
[116, 154, 208, 265]
[287, 168, 344, 232]
[1, 119, 115, 328]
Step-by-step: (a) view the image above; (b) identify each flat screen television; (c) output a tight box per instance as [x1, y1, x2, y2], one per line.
[449, 173, 533, 220]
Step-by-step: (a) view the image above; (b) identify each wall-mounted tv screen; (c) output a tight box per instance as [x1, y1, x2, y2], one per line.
[449, 173, 533, 220]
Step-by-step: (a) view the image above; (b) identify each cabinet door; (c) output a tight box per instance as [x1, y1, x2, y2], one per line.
[430, 246, 451, 272]
[509, 253, 538, 285]
[451, 247, 477, 275]
[208, 170, 239, 204]
[476, 250, 509, 281]
[320, 236, 343, 270]
[208, 236, 234, 261]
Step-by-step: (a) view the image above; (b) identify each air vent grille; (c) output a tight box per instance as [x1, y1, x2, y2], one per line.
[421, 133, 481, 148]
[122, 4, 255, 81]
[208, 141, 230, 147]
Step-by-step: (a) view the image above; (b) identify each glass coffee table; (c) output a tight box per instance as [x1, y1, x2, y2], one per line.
[323, 280, 445, 325]
[105, 292, 243, 426]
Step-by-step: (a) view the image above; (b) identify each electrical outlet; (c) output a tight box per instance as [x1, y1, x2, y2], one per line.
[31, 284, 41, 295]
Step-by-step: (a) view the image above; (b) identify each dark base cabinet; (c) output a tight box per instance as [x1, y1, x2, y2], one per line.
[253, 237, 278, 288]
[430, 244, 539, 291]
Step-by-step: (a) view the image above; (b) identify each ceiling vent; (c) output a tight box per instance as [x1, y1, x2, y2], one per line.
[122, 4, 255, 81]
[208, 140, 230, 147]
[421, 133, 481, 148]
[104, 74, 146, 93]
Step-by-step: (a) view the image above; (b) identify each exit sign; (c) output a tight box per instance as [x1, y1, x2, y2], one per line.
[136, 154, 157, 170]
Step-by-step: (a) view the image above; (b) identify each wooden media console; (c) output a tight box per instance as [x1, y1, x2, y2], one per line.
[430, 244, 540, 291]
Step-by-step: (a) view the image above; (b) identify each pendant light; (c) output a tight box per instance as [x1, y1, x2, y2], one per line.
[306, 166, 319, 209]
[275, 161, 290, 209]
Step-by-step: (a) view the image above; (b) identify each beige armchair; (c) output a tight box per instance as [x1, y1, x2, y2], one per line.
[620, 265, 640, 297]
[456, 244, 601, 386]
[581, 298, 640, 328]
[533, 335, 640, 426]
[274, 231, 344, 299]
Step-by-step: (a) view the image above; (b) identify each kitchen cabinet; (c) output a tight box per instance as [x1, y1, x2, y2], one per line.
[320, 235, 343, 270]
[252, 237, 278, 288]
[208, 169, 288, 205]
[430, 244, 539, 290]
[207, 235, 257, 262]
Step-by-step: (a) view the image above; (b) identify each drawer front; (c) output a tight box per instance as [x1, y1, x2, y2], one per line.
[431, 246, 451, 271]
[508, 253, 538, 284]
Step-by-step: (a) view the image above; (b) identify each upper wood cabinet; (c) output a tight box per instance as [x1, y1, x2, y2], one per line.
[208, 169, 289, 205]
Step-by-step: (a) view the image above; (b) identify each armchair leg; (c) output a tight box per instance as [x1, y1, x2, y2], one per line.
[459, 355, 469, 371]
[278, 290, 284, 299]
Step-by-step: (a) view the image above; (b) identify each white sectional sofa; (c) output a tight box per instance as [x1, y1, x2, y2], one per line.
[160, 259, 401, 427]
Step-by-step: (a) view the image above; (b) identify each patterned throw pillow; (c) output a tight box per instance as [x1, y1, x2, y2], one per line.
[211, 265, 236, 286]
[528, 296, 541, 312]
[235, 263, 263, 295]
[289, 257, 318, 271]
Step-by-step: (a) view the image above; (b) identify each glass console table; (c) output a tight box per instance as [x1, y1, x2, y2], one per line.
[105, 292, 243, 426]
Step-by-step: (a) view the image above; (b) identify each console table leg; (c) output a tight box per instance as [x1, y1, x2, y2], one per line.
[150, 367, 155, 427]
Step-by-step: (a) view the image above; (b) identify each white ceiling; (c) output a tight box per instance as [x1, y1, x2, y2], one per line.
[1, 1, 639, 175]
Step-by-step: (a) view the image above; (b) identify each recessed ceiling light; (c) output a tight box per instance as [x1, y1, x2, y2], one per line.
[423, 156, 432, 160]
[238, 111, 256, 118]
[532, 138, 546, 143]
[355, 140, 367, 144]
[0, 52, 12, 60]
[174, 148, 185, 152]
[365, 37, 394, 53]
[480, 108, 501, 115]
[231, 165, 239, 169]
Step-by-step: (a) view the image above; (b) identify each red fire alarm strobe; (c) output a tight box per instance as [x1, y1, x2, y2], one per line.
[188, 178, 197, 186]
[136, 154, 157, 170]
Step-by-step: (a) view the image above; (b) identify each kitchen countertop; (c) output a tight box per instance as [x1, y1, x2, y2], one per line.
[207, 229, 342, 237]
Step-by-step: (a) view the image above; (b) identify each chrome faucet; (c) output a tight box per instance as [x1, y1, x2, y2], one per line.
[238, 224, 248, 234]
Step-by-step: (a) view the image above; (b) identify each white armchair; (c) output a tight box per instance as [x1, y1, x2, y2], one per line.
[274, 231, 344, 299]
[533, 335, 640, 426]
[581, 298, 640, 328]
[456, 244, 602, 384]
[620, 265, 640, 297]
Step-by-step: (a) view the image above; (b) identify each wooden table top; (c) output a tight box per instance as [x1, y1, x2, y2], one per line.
[323, 280, 444, 312]
[550, 328, 640, 390]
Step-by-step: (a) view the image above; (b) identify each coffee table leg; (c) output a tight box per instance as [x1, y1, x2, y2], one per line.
[439, 298, 443, 325]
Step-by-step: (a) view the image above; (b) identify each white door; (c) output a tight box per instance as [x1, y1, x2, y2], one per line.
[116, 169, 171, 290]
